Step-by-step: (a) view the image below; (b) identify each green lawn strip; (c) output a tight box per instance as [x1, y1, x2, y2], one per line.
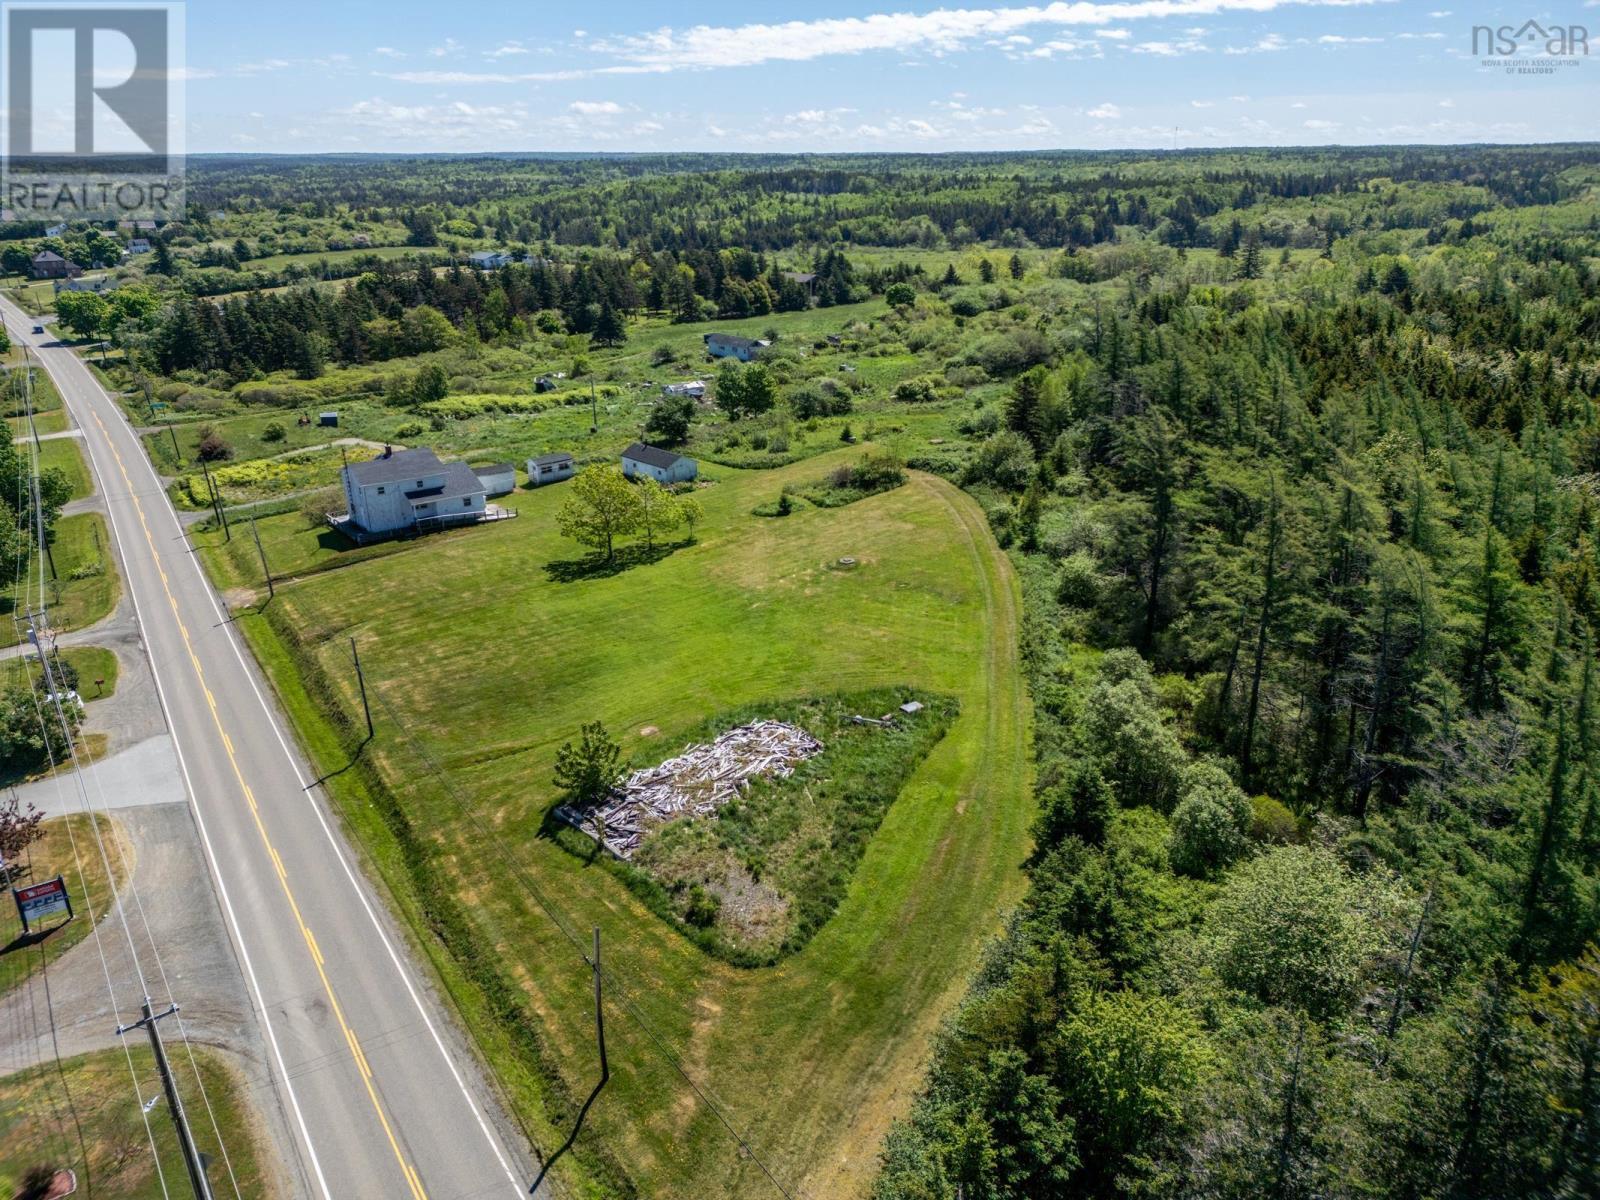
[234, 607, 627, 1197]
[33, 435, 91, 502]
[2, 645, 118, 702]
[0, 513, 120, 646]
[0, 1045, 275, 1200]
[2, 365, 63, 419]
[550, 688, 958, 964]
[0, 814, 122, 1001]
[8, 410, 69, 438]
[234, 456, 1030, 1199]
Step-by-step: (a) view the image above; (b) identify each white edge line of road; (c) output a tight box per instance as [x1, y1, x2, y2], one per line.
[34, 328, 526, 1198]
[26, 322, 336, 1200]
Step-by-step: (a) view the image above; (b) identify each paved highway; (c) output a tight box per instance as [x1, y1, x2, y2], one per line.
[4, 299, 533, 1200]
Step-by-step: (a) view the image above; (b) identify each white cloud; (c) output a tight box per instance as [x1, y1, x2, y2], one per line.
[1099, 27, 1132, 38]
[1086, 102, 1121, 118]
[373, 47, 406, 59]
[569, 99, 625, 115]
[1428, 9, 1451, 16]
[1225, 32, 1286, 53]
[1317, 34, 1382, 43]
[1438, 98, 1455, 107]
[1230, 94, 1249, 100]
[1303, 117, 1339, 129]
[1191, 98, 1215, 107]
[485, 42, 530, 59]
[592, 0, 1387, 70]
[1133, 37, 1209, 55]
[1395, 31, 1446, 38]
[1290, 100, 1307, 107]
[428, 37, 462, 58]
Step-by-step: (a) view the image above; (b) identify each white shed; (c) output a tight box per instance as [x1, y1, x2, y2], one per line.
[527, 452, 575, 487]
[621, 442, 698, 485]
[471, 462, 517, 497]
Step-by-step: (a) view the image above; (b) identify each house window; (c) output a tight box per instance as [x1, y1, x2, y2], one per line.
[462, 498, 472, 507]
[376, 486, 385, 494]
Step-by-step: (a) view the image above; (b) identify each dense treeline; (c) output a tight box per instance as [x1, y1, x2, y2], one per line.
[178, 146, 1596, 253]
[875, 164, 1600, 1199]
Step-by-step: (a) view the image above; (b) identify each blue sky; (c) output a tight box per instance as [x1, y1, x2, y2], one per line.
[178, 0, 1597, 152]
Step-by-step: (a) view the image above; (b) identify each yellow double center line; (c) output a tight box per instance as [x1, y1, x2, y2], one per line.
[90, 410, 429, 1200]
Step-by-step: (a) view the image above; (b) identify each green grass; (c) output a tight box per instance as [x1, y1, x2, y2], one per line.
[556, 688, 959, 963]
[2, 645, 118, 701]
[244, 243, 430, 272]
[8, 409, 69, 437]
[1, 513, 121, 646]
[33, 436, 91, 501]
[0, 815, 122, 1000]
[1, 366, 62, 419]
[0, 1045, 275, 1200]
[210, 449, 1032, 1199]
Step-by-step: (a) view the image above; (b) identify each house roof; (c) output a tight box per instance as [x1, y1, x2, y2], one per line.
[346, 447, 448, 486]
[32, 250, 66, 263]
[472, 462, 514, 477]
[704, 332, 762, 349]
[405, 461, 483, 504]
[531, 452, 574, 467]
[622, 442, 686, 471]
[782, 271, 817, 284]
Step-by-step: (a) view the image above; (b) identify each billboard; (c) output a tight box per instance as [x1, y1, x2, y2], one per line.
[13, 874, 72, 931]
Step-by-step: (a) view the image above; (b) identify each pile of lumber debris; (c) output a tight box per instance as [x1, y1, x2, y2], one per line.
[556, 720, 824, 859]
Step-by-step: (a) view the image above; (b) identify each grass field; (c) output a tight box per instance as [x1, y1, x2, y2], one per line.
[0, 1046, 276, 1200]
[2, 645, 119, 701]
[9, 409, 70, 437]
[33, 435, 91, 501]
[210, 447, 1031, 1198]
[1, 513, 120, 647]
[0, 815, 124, 1000]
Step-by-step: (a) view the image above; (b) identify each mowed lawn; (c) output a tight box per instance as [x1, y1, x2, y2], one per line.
[227, 448, 1032, 1199]
[1, 512, 119, 646]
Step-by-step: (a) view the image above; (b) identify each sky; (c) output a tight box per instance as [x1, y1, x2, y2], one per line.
[170, 0, 1596, 152]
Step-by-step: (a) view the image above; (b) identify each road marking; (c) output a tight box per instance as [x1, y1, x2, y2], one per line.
[15, 313, 525, 1199]
[91, 408, 430, 1200]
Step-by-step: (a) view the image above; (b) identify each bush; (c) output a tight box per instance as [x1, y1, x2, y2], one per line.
[262, 422, 286, 443]
[788, 381, 852, 419]
[394, 421, 425, 439]
[1055, 552, 1102, 608]
[963, 328, 1050, 376]
[298, 487, 343, 528]
[1249, 794, 1299, 844]
[893, 376, 941, 404]
[966, 430, 1036, 491]
[683, 884, 721, 928]
[1167, 761, 1252, 878]
[650, 344, 676, 367]
[196, 428, 232, 462]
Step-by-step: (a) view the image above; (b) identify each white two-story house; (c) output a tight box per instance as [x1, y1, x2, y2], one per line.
[341, 447, 486, 537]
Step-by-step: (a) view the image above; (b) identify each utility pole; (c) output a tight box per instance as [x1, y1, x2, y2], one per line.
[529, 928, 609, 1195]
[350, 636, 373, 741]
[250, 514, 273, 599]
[589, 378, 598, 433]
[118, 1001, 214, 1200]
[197, 456, 229, 541]
[167, 421, 181, 463]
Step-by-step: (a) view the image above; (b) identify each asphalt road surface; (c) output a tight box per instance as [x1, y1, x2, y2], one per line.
[3, 300, 534, 1200]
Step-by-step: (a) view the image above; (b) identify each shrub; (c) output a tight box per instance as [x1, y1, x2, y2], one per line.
[650, 344, 676, 366]
[683, 884, 721, 928]
[1167, 761, 1252, 878]
[196, 428, 232, 462]
[788, 381, 852, 419]
[893, 376, 940, 404]
[963, 328, 1050, 376]
[261, 422, 286, 443]
[1055, 552, 1102, 608]
[966, 430, 1036, 491]
[885, 282, 916, 307]
[767, 433, 790, 454]
[394, 421, 425, 439]
[299, 487, 343, 528]
[1249, 794, 1299, 844]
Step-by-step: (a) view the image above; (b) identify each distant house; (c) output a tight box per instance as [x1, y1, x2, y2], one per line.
[472, 462, 517, 496]
[704, 332, 769, 363]
[118, 219, 158, 232]
[127, 238, 153, 255]
[468, 249, 512, 270]
[622, 442, 697, 485]
[30, 251, 81, 280]
[339, 447, 487, 538]
[44, 222, 67, 238]
[55, 276, 118, 295]
[527, 452, 575, 487]
[661, 380, 706, 399]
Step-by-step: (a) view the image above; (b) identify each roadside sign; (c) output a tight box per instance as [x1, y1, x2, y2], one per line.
[13, 875, 73, 932]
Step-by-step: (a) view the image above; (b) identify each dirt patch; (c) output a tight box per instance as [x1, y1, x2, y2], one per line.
[639, 725, 660, 737]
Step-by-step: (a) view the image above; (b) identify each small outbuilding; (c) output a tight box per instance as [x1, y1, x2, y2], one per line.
[662, 380, 706, 399]
[318, 411, 338, 427]
[528, 452, 575, 486]
[622, 442, 698, 485]
[472, 462, 517, 496]
[534, 375, 558, 394]
[704, 332, 769, 363]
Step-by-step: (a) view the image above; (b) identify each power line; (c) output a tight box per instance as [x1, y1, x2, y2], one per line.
[344, 636, 802, 1200]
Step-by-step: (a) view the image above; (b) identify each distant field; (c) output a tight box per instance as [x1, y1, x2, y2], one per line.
[213, 450, 1031, 1199]
[0, 1045, 276, 1200]
[243, 244, 430, 272]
